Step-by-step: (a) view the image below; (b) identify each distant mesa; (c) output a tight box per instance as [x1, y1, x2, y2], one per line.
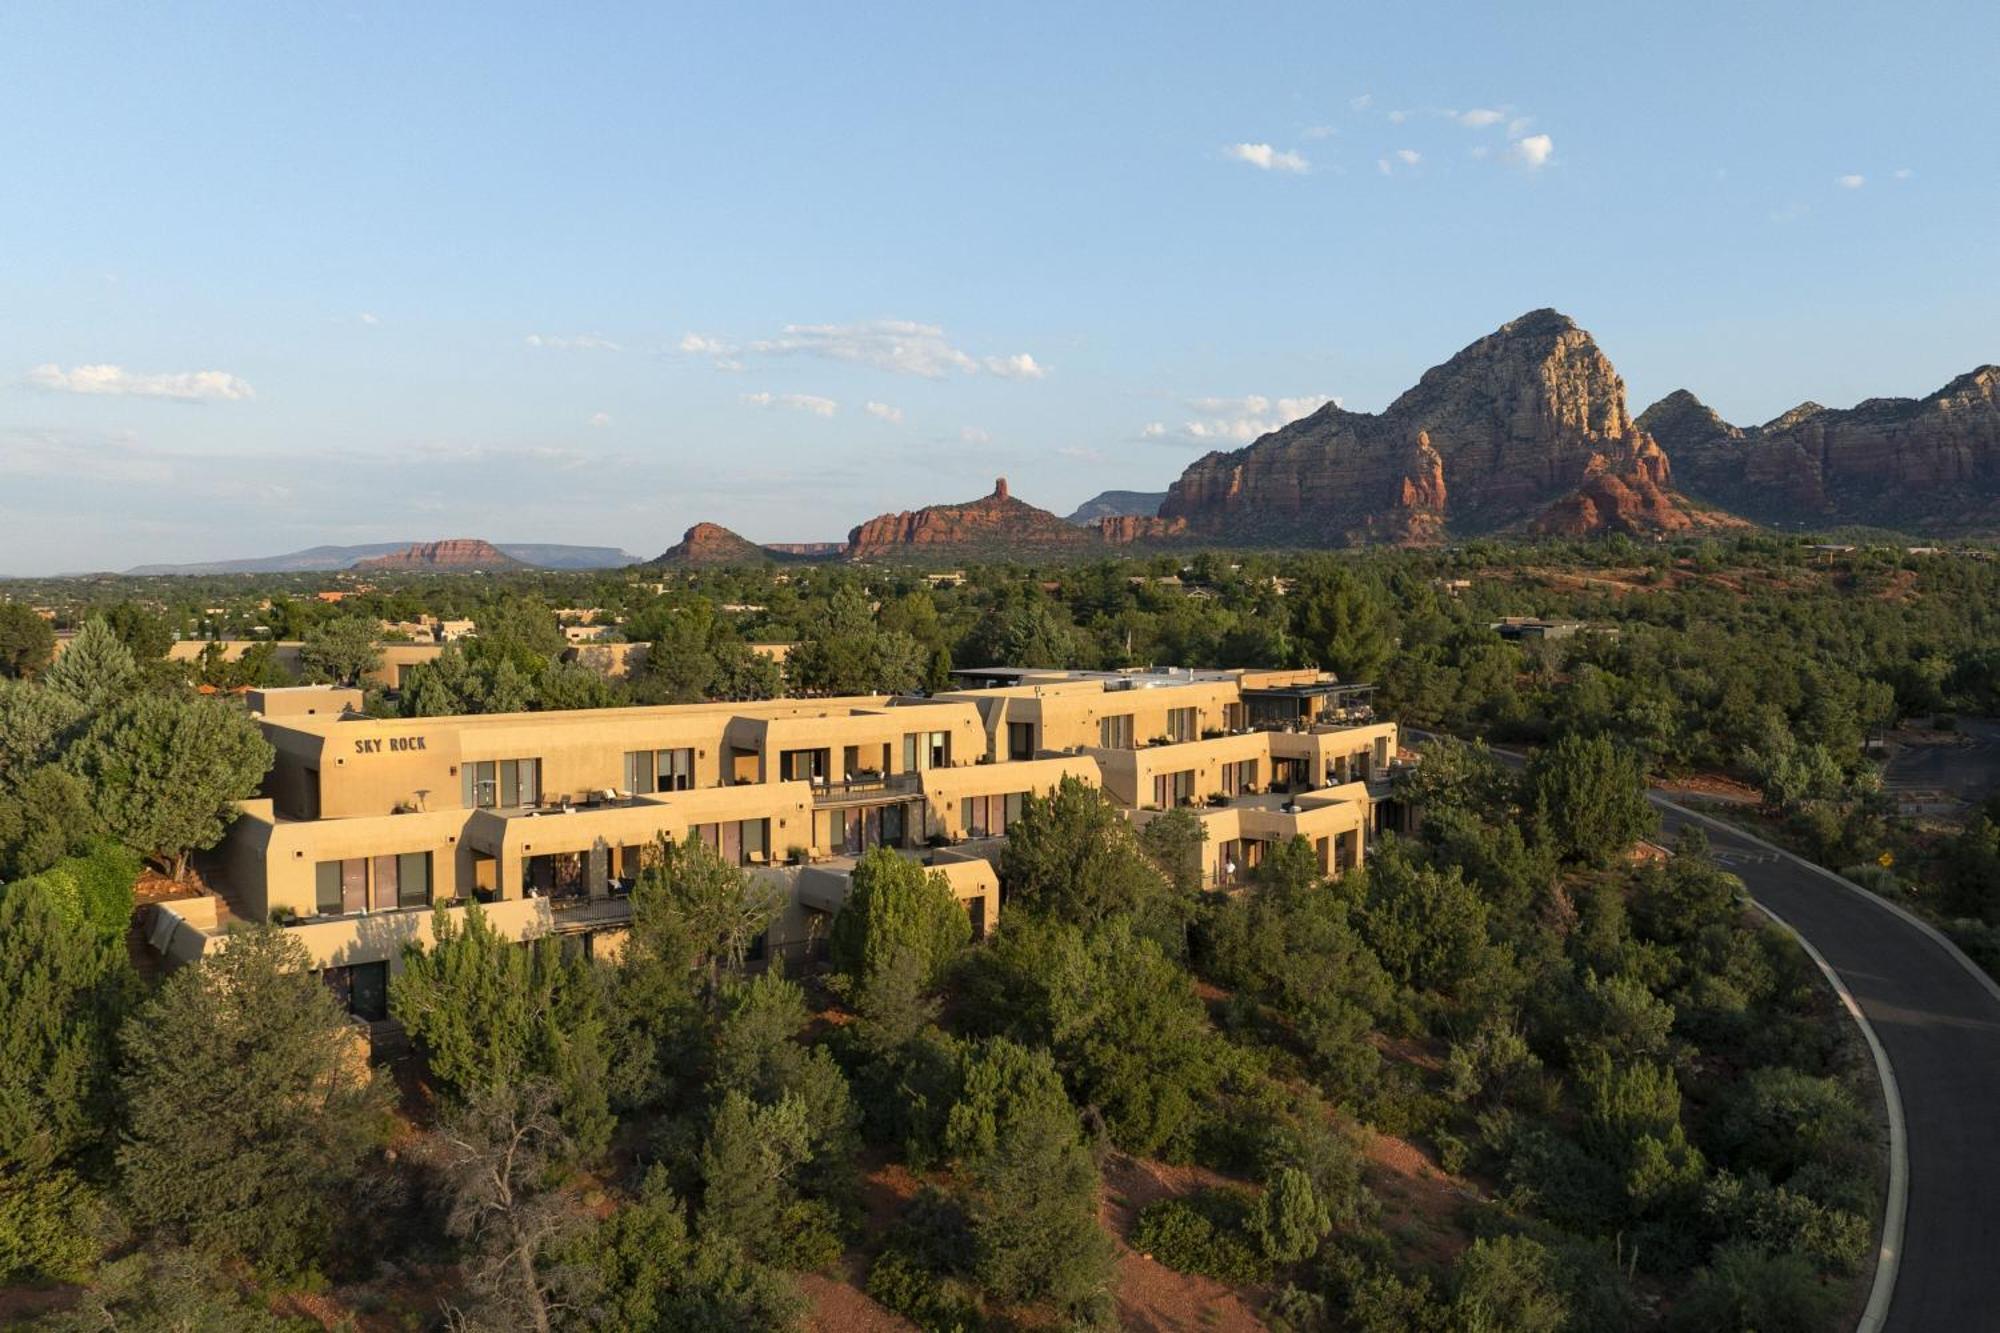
[763, 541, 847, 558]
[123, 540, 638, 576]
[1638, 366, 2000, 532]
[351, 539, 527, 571]
[1065, 490, 1168, 524]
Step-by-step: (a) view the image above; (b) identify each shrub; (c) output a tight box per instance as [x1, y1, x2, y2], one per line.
[866, 1248, 981, 1333]
[1251, 1166, 1331, 1263]
[1671, 1242, 1841, 1332]
[1131, 1190, 1271, 1284]
[8, 840, 140, 944]
[0, 1169, 102, 1285]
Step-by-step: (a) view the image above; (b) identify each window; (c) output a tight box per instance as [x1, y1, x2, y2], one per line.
[902, 733, 919, 772]
[1098, 714, 1134, 749]
[1223, 702, 1247, 731]
[396, 851, 432, 908]
[1166, 707, 1196, 743]
[624, 748, 694, 794]
[966, 791, 1029, 838]
[1222, 759, 1259, 796]
[782, 749, 826, 783]
[322, 961, 389, 1022]
[463, 757, 539, 809]
[1152, 770, 1195, 807]
[928, 731, 950, 769]
[694, 820, 769, 866]
[314, 857, 373, 915]
[1007, 721, 1035, 761]
[314, 860, 346, 915]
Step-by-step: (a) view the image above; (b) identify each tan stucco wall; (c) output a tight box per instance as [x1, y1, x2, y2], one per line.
[199, 674, 1388, 977]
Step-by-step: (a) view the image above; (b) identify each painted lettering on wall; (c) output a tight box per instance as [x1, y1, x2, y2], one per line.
[353, 737, 428, 754]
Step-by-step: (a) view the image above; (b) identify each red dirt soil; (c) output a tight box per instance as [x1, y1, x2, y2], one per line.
[1101, 1153, 1268, 1333]
[1363, 1132, 1477, 1267]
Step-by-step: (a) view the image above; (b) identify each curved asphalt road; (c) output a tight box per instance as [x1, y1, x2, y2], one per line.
[1407, 732, 2000, 1329]
[1650, 797, 2000, 1333]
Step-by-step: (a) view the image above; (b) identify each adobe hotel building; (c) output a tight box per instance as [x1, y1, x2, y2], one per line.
[150, 667, 1402, 1019]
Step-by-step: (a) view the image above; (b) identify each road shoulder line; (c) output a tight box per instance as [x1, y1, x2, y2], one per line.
[1651, 795, 1912, 1333]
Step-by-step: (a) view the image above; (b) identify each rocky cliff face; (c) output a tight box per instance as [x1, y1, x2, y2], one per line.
[352, 539, 525, 571]
[1090, 513, 1190, 544]
[846, 478, 1100, 561]
[1158, 309, 1708, 544]
[1638, 368, 2000, 531]
[653, 522, 776, 567]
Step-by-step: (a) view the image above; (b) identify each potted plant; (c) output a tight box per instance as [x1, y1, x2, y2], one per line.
[786, 845, 811, 866]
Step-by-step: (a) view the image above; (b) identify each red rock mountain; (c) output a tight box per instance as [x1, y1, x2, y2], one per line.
[1158, 309, 1715, 544]
[351, 539, 525, 571]
[1637, 367, 2000, 532]
[846, 478, 1098, 560]
[654, 522, 778, 567]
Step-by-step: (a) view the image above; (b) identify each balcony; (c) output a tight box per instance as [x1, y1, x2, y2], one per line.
[810, 771, 923, 807]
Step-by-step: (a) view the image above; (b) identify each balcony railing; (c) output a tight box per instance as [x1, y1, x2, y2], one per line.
[810, 771, 923, 806]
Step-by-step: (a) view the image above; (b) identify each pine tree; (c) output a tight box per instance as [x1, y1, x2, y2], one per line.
[117, 926, 388, 1271]
[40, 620, 135, 711]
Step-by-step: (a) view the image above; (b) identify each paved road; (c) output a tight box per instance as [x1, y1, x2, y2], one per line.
[1405, 732, 2000, 1329]
[1652, 798, 2000, 1333]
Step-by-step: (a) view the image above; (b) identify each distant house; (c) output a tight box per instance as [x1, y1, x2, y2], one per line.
[1491, 616, 1586, 642]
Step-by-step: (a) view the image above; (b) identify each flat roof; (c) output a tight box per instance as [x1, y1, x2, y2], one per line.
[1243, 682, 1375, 699]
[258, 692, 969, 738]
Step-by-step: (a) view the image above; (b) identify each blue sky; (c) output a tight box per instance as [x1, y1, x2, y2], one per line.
[2, 1, 1994, 573]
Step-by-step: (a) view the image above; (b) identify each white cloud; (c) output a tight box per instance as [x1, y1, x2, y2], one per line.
[358, 312, 380, 326]
[1470, 145, 1491, 160]
[1376, 158, 1392, 175]
[588, 411, 612, 428]
[741, 391, 838, 417]
[864, 400, 903, 423]
[1395, 148, 1421, 165]
[1387, 109, 1409, 125]
[983, 352, 1047, 380]
[960, 426, 991, 445]
[22, 363, 256, 402]
[1140, 422, 1167, 439]
[1057, 444, 1103, 463]
[1174, 394, 1337, 443]
[1893, 167, 1915, 180]
[1836, 173, 1866, 189]
[1507, 117, 1534, 139]
[524, 333, 621, 351]
[1511, 134, 1555, 169]
[1457, 108, 1505, 128]
[1227, 142, 1310, 173]
[1302, 124, 1338, 140]
[684, 320, 1043, 382]
[1349, 93, 1373, 111]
